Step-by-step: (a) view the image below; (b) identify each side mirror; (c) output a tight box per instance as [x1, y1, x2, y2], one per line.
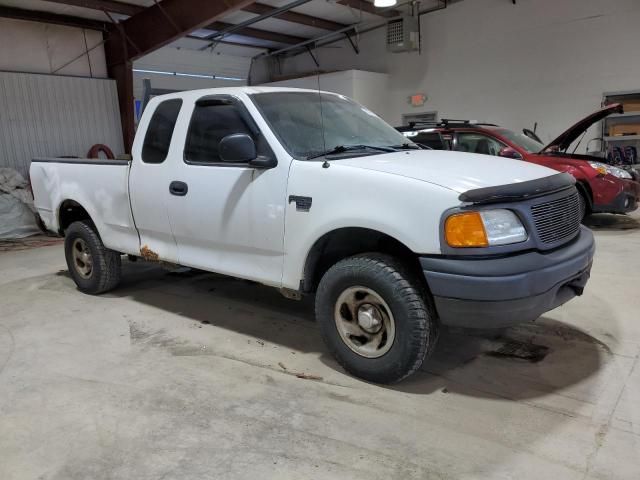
[249, 156, 278, 169]
[219, 133, 256, 163]
[498, 146, 523, 160]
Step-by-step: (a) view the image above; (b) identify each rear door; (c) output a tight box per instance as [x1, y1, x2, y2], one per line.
[129, 97, 183, 262]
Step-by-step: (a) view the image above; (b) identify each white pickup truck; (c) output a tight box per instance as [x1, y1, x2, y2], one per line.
[31, 87, 595, 383]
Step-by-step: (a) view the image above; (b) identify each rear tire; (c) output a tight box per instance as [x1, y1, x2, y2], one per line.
[315, 254, 438, 384]
[64, 220, 121, 294]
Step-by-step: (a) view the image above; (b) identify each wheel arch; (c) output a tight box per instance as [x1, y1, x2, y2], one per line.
[57, 199, 95, 235]
[301, 227, 422, 293]
[575, 180, 593, 210]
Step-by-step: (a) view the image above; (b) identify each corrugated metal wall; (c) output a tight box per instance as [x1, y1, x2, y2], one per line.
[0, 71, 123, 177]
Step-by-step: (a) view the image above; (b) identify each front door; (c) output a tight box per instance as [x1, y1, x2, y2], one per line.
[166, 94, 289, 287]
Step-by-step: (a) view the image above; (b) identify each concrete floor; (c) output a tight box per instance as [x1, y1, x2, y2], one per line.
[1, 213, 639, 480]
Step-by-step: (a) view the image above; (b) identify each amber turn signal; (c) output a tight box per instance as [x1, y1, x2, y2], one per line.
[445, 212, 489, 247]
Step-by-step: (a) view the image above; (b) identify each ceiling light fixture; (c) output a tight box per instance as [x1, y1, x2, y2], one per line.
[374, 0, 398, 7]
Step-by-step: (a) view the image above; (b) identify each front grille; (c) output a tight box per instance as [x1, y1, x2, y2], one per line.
[530, 191, 581, 245]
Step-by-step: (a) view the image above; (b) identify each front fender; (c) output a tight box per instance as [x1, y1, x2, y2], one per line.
[280, 160, 459, 289]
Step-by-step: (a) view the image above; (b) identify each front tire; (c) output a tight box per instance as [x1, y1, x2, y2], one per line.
[64, 220, 121, 294]
[577, 189, 590, 221]
[315, 254, 438, 384]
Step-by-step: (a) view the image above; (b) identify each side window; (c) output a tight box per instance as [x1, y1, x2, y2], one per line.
[412, 132, 446, 150]
[455, 132, 505, 156]
[142, 99, 182, 163]
[184, 100, 256, 164]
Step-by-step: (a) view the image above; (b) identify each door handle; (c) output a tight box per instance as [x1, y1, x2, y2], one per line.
[169, 181, 188, 196]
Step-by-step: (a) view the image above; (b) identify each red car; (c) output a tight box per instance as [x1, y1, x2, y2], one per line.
[398, 104, 640, 218]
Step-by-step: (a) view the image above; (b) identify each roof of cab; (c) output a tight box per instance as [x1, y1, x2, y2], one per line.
[148, 86, 335, 104]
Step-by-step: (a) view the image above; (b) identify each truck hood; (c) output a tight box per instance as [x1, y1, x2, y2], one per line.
[335, 150, 558, 194]
[540, 103, 623, 153]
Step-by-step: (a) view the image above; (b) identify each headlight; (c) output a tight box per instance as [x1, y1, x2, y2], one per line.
[445, 209, 527, 248]
[588, 161, 632, 179]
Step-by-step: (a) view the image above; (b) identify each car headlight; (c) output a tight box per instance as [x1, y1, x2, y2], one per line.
[588, 161, 632, 179]
[445, 209, 527, 248]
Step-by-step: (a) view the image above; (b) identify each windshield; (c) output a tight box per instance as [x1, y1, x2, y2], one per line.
[251, 92, 413, 159]
[494, 128, 544, 153]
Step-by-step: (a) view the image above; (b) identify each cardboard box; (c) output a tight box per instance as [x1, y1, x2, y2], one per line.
[609, 123, 640, 136]
[621, 101, 640, 113]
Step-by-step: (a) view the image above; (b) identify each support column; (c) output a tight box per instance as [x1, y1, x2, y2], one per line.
[108, 61, 135, 153]
[105, 26, 135, 154]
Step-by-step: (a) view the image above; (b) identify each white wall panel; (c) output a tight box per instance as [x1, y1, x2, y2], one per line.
[0, 18, 107, 78]
[0, 72, 123, 176]
[262, 70, 389, 116]
[276, 0, 640, 149]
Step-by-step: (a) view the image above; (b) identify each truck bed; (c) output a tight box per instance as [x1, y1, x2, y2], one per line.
[30, 157, 139, 255]
[32, 157, 130, 166]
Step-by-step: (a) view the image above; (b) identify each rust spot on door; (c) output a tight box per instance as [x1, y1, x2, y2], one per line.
[140, 245, 159, 262]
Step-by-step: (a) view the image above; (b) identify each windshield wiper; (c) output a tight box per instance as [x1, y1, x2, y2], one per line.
[306, 144, 397, 160]
[386, 143, 423, 150]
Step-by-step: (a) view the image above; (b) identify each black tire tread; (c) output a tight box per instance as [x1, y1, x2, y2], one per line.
[316, 253, 438, 384]
[65, 220, 121, 294]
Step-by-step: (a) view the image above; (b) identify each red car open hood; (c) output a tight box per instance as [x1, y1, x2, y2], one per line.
[540, 103, 623, 153]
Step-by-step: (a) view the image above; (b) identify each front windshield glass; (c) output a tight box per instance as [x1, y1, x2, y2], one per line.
[251, 92, 413, 159]
[495, 128, 544, 153]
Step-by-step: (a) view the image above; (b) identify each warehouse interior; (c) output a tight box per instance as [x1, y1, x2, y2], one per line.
[1, 1, 640, 479]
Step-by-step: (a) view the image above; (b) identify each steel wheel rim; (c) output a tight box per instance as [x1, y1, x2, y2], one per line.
[71, 238, 93, 279]
[334, 286, 395, 359]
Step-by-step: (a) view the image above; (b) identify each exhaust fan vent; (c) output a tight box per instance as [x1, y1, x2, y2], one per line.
[386, 15, 420, 53]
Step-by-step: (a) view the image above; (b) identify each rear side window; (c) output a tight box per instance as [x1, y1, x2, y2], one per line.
[455, 132, 505, 156]
[412, 132, 446, 150]
[142, 99, 182, 163]
[184, 101, 256, 163]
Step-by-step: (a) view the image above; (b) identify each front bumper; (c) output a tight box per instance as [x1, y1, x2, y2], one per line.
[591, 180, 639, 214]
[421, 226, 595, 328]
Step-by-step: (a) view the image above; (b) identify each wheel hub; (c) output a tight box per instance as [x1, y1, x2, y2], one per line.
[357, 303, 383, 333]
[334, 286, 396, 359]
[72, 238, 93, 279]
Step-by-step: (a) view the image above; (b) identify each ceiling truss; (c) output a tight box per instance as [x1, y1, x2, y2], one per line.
[34, 0, 385, 47]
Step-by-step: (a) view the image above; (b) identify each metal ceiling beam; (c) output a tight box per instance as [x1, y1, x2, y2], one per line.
[37, 0, 352, 49]
[0, 5, 273, 50]
[337, 0, 399, 17]
[0, 5, 109, 30]
[261, 23, 358, 57]
[243, 2, 346, 31]
[265, 1, 446, 60]
[185, 36, 275, 51]
[104, 0, 256, 64]
[205, 21, 306, 46]
[201, 0, 311, 45]
[42, 0, 350, 34]
[40, 0, 143, 17]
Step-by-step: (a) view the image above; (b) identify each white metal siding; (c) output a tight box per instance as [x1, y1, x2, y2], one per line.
[0, 71, 123, 177]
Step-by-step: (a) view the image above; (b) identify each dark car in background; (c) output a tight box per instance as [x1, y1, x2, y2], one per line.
[398, 104, 640, 218]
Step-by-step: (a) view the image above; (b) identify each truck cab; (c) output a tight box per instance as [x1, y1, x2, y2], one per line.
[30, 87, 595, 384]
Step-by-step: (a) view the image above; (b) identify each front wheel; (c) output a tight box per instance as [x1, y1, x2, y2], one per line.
[64, 220, 122, 294]
[577, 189, 591, 221]
[315, 254, 438, 384]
